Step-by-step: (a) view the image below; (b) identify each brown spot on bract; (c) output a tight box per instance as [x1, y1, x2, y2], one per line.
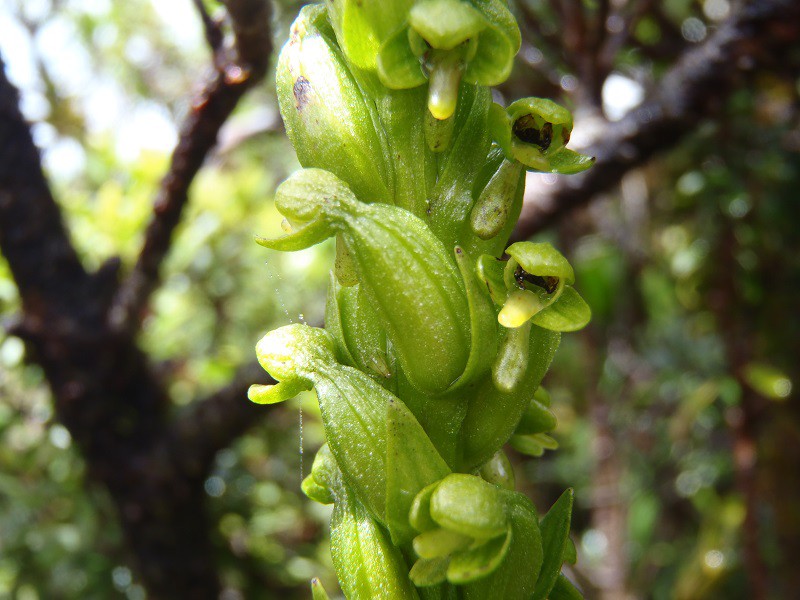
[293, 76, 312, 111]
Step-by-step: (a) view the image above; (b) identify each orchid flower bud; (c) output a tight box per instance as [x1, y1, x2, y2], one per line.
[258, 168, 471, 394]
[277, 5, 393, 202]
[488, 98, 595, 174]
[252, 323, 447, 523]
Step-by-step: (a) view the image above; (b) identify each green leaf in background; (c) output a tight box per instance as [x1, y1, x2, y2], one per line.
[532, 488, 574, 600]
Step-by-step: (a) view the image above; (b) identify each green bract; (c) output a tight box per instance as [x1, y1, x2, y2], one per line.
[254, 3, 593, 597]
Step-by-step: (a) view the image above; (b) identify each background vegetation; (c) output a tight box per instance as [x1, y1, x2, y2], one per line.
[1, 0, 799, 598]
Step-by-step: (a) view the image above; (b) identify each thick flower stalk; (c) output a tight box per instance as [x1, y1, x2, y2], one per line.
[251, 2, 594, 597]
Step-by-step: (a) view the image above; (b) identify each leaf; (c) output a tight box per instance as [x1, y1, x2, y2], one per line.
[549, 573, 584, 600]
[386, 398, 451, 545]
[532, 488, 574, 600]
[447, 525, 512, 583]
[531, 286, 591, 332]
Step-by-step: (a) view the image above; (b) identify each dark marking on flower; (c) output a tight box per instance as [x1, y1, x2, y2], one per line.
[514, 266, 558, 293]
[561, 127, 571, 146]
[293, 76, 312, 111]
[513, 115, 552, 151]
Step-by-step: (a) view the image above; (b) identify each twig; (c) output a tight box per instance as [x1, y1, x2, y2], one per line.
[193, 0, 224, 60]
[112, 0, 272, 333]
[512, 0, 800, 240]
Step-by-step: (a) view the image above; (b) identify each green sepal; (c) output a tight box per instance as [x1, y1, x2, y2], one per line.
[409, 0, 487, 51]
[413, 528, 474, 559]
[302, 474, 334, 505]
[330, 483, 420, 600]
[310, 577, 331, 600]
[510, 433, 559, 457]
[549, 574, 584, 600]
[410, 482, 440, 533]
[469, 159, 523, 240]
[447, 525, 512, 584]
[461, 327, 560, 470]
[534, 385, 552, 407]
[478, 451, 516, 491]
[377, 25, 427, 89]
[462, 0, 520, 86]
[492, 320, 532, 394]
[449, 247, 498, 389]
[410, 557, 450, 587]
[386, 398, 451, 545]
[247, 379, 311, 405]
[276, 5, 392, 201]
[476, 254, 507, 306]
[302, 444, 338, 505]
[430, 474, 507, 540]
[462, 22, 514, 86]
[530, 286, 592, 332]
[255, 217, 333, 252]
[516, 398, 557, 435]
[463, 492, 542, 600]
[325, 0, 414, 74]
[533, 488, 574, 600]
[548, 147, 595, 175]
[505, 241, 575, 287]
[275, 166, 355, 222]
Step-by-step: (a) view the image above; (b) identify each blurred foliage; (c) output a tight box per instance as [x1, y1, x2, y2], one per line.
[1, 0, 799, 599]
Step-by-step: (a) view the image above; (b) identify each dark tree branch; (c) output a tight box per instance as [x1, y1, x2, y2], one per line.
[0, 1, 275, 598]
[173, 360, 275, 472]
[193, 0, 225, 60]
[512, 0, 800, 240]
[113, 0, 273, 334]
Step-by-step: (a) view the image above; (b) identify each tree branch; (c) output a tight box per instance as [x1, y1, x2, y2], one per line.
[173, 360, 275, 472]
[113, 0, 273, 333]
[512, 0, 800, 240]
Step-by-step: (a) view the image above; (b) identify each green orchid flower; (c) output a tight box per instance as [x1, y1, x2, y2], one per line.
[488, 97, 595, 174]
[258, 167, 471, 394]
[377, 0, 521, 120]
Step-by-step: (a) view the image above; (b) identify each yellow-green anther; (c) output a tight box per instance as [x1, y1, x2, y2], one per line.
[492, 320, 532, 393]
[426, 50, 464, 120]
[413, 528, 474, 559]
[469, 158, 523, 239]
[479, 451, 516, 490]
[430, 474, 508, 540]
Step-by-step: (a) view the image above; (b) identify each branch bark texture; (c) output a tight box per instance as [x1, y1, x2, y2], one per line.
[513, 0, 800, 240]
[0, 1, 273, 598]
